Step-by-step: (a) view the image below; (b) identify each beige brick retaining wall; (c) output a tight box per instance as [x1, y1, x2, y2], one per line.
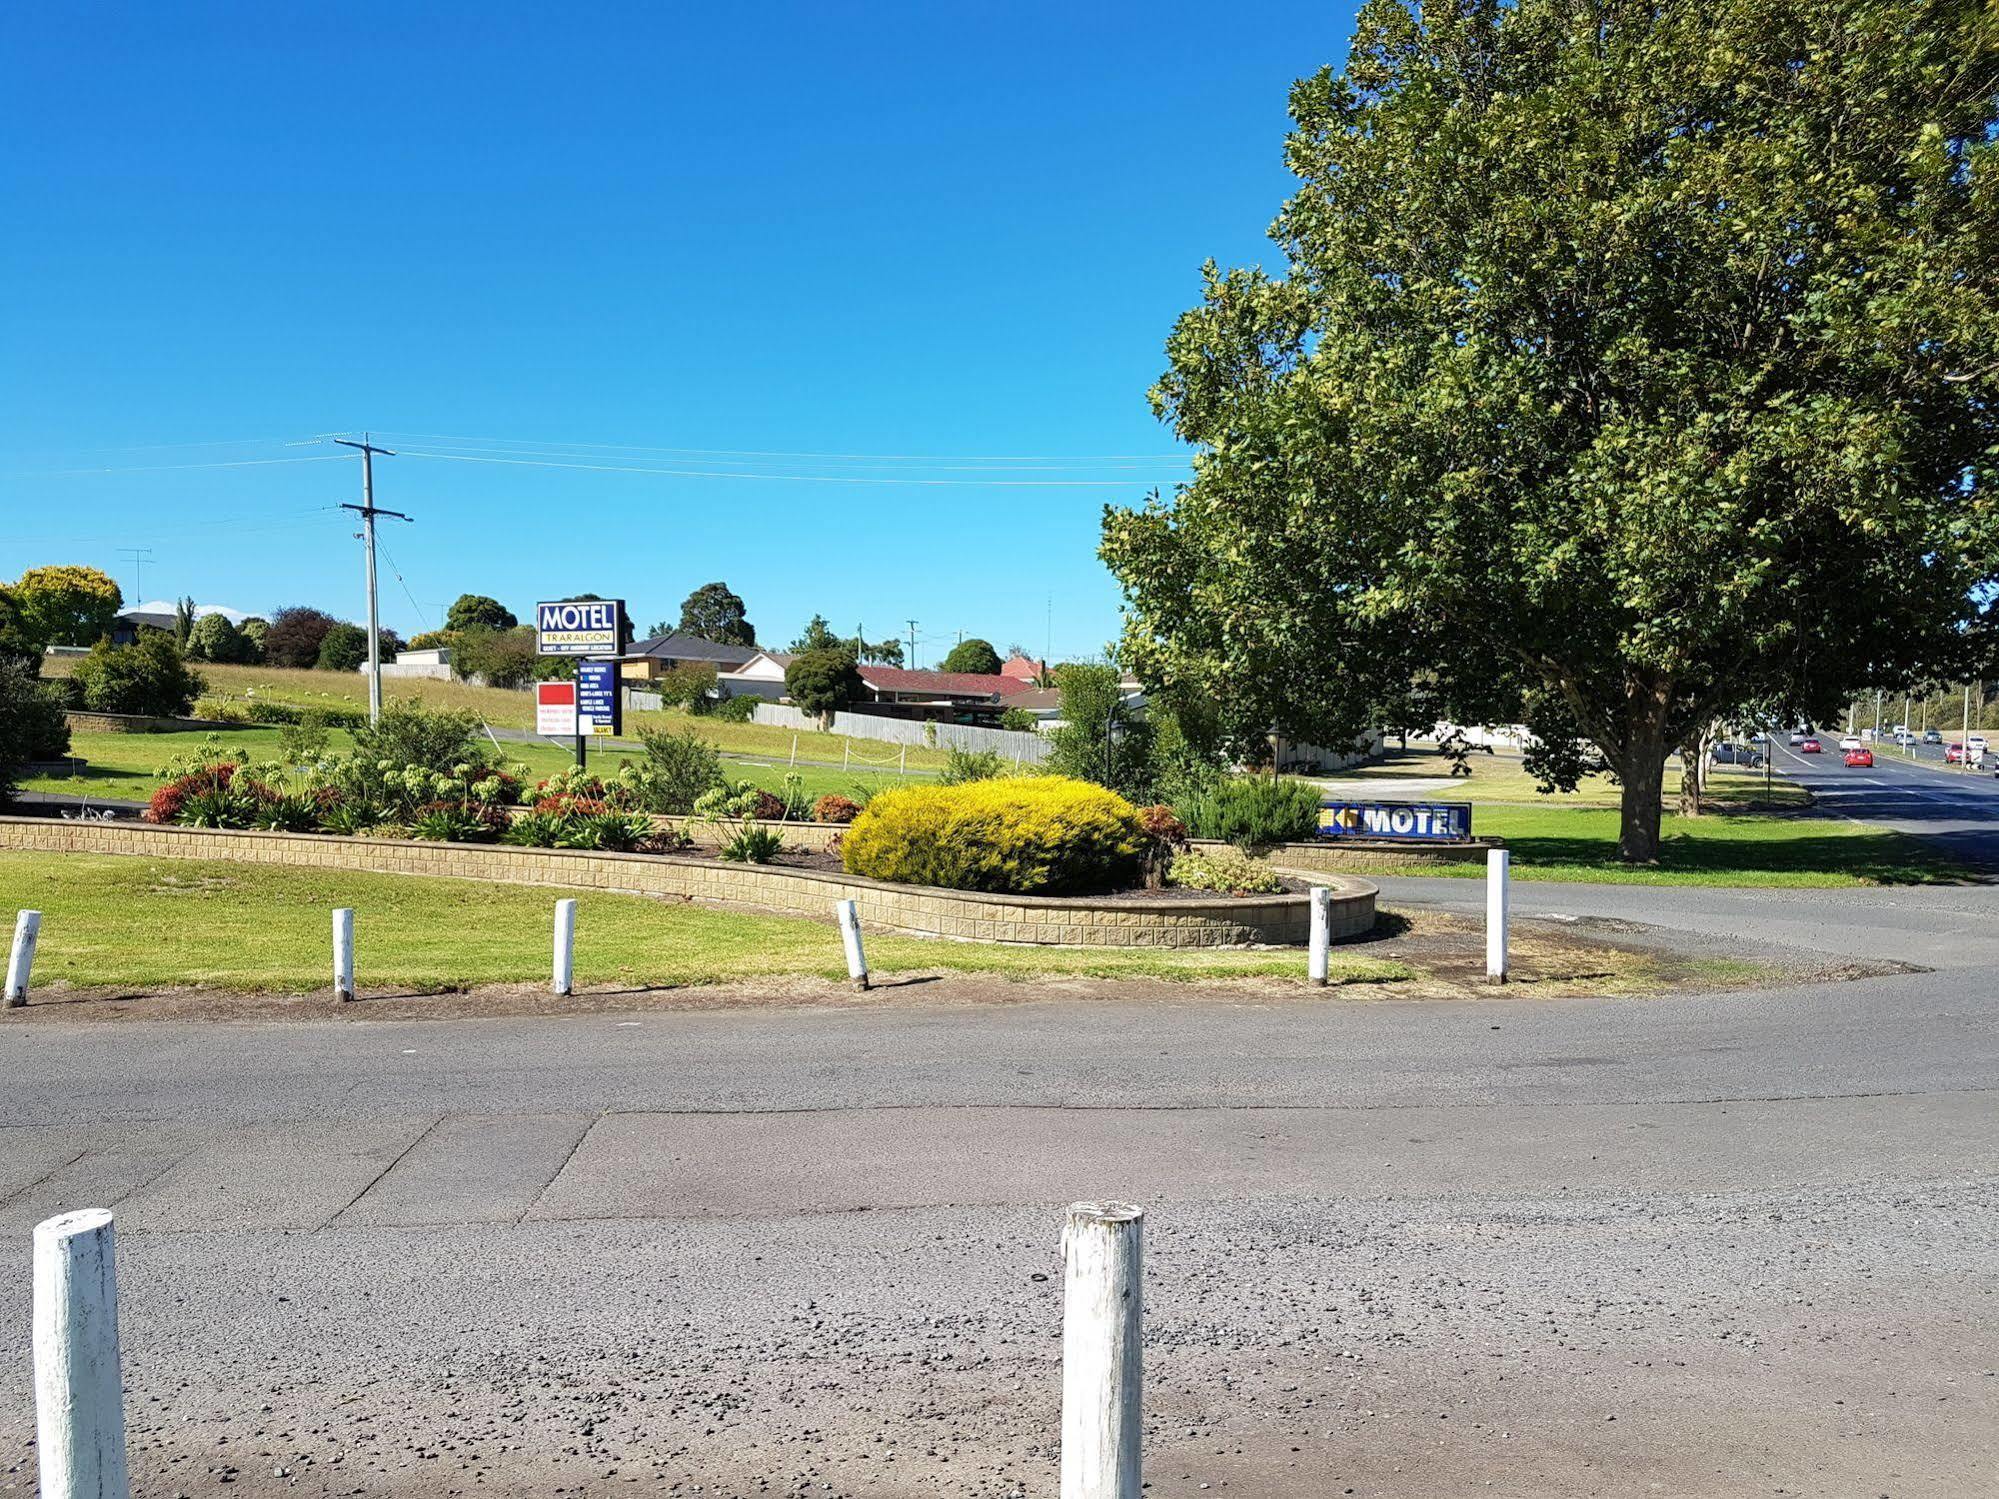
[0, 816, 1375, 949]
[63, 711, 237, 734]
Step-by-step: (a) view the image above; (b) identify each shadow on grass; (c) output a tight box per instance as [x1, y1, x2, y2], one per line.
[1502, 825, 1975, 885]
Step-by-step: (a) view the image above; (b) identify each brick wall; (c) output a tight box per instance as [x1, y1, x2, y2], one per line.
[0, 817, 1375, 950]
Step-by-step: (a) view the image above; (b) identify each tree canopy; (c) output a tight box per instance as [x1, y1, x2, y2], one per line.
[12, 565, 122, 650]
[445, 594, 517, 632]
[789, 614, 903, 665]
[1103, 0, 1999, 862]
[785, 645, 863, 723]
[675, 582, 756, 646]
[940, 638, 1003, 675]
[261, 606, 343, 670]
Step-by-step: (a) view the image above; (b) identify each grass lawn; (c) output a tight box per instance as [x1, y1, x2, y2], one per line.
[44, 659, 958, 770]
[1320, 744, 1808, 808]
[0, 853, 1408, 991]
[1350, 802, 1961, 886]
[19, 728, 933, 806]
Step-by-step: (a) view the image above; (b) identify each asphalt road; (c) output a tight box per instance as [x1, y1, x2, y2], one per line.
[1764, 734, 1999, 871]
[1, 873, 1995, 1498]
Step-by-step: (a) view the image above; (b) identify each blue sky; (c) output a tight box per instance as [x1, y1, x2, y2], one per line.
[2, 1, 1359, 663]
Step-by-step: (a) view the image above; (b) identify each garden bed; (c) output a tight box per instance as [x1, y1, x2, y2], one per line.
[0, 816, 1375, 950]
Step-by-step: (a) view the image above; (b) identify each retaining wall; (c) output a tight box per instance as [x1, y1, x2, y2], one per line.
[1236, 837, 1502, 873]
[0, 817, 1375, 949]
[64, 712, 238, 734]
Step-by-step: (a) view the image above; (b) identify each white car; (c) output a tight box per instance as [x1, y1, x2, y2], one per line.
[1840, 735, 1862, 752]
[1971, 735, 1989, 756]
[1787, 731, 1804, 746]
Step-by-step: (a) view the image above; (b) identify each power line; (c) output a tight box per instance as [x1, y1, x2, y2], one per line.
[365, 428, 1192, 464]
[23, 455, 352, 478]
[395, 449, 1162, 488]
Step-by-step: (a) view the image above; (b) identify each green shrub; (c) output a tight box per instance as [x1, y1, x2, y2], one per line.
[999, 706, 1038, 732]
[315, 623, 369, 673]
[450, 625, 538, 689]
[1165, 847, 1284, 895]
[275, 712, 331, 764]
[710, 693, 759, 722]
[187, 612, 254, 663]
[1173, 775, 1323, 849]
[939, 746, 1009, 785]
[654, 661, 718, 711]
[350, 699, 482, 775]
[841, 776, 1144, 895]
[71, 636, 205, 717]
[719, 824, 786, 863]
[0, 658, 71, 801]
[776, 772, 812, 822]
[634, 724, 725, 813]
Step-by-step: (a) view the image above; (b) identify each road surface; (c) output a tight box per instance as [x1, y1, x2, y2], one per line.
[1, 879, 1994, 1498]
[1765, 735, 1999, 871]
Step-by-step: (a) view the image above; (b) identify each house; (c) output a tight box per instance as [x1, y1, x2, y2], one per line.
[851, 665, 1037, 722]
[716, 649, 795, 700]
[1000, 652, 1046, 688]
[616, 632, 760, 682]
[110, 600, 251, 645]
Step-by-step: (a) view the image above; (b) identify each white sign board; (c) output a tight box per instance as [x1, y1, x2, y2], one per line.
[536, 598, 625, 657]
[536, 681, 576, 737]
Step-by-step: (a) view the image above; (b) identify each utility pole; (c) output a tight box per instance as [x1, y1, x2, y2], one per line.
[333, 435, 407, 725]
[907, 619, 919, 671]
[117, 547, 153, 607]
[1963, 684, 1973, 771]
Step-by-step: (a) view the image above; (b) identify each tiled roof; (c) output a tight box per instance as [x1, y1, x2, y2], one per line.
[624, 632, 760, 666]
[858, 666, 1037, 699]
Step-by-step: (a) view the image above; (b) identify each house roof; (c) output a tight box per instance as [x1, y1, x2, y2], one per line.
[1000, 652, 1043, 683]
[720, 650, 795, 673]
[858, 666, 1037, 700]
[623, 632, 760, 667]
[118, 601, 252, 630]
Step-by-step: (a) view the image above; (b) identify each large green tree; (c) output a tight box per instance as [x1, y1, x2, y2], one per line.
[1103, 0, 1999, 862]
[674, 581, 756, 646]
[445, 594, 517, 633]
[12, 565, 122, 650]
[940, 638, 1003, 675]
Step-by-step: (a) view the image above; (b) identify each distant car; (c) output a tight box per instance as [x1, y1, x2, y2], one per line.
[1840, 735, 1863, 751]
[1799, 737, 1822, 754]
[1923, 728, 1943, 744]
[1844, 747, 1874, 768]
[1946, 742, 1970, 763]
[1971, 735, 1989, 755]
[1787, 731, 1804, 746]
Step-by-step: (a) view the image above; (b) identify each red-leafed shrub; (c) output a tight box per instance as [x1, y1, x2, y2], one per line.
[535, 794, 610, 816]
[147, 762, 237, 824]
[749, 789, 787, 821]
[813, 794, 861, 824]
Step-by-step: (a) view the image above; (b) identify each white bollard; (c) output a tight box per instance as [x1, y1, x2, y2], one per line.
[33, 1209, 131, 1499]
[553, 899, 577, 996]
[1061, 1201, 1143, 1499]
[7, 909, 42, 1007]
[835, 898, 870, 991]
[1307, 886, 1331, 987]
[332, 908, 355, 1003]
[1486, 847, 1510, 983]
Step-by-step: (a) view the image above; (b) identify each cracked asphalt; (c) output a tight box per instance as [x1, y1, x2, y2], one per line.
[1, 879, 1995, 1497]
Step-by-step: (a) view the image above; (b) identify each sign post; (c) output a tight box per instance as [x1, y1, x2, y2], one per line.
[535, 601, 626, 770]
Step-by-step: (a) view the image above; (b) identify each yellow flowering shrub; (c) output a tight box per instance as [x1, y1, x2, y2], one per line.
[840, 776, 1145, 894]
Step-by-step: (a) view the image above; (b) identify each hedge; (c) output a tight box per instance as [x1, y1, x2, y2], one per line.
[840, 776, 1144, 895]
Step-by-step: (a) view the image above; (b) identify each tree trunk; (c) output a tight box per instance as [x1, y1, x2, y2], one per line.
[1676, 723, 1712, 818]
[1617, 691, 1673, 864]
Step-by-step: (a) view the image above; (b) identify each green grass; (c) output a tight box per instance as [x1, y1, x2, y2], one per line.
[19, 728, 933, 806]
[1319, 745, 1807, 808]
[1350, 803, 1963, 886]
[65, 658, 958, 769]
[0, 853, 1408, 991]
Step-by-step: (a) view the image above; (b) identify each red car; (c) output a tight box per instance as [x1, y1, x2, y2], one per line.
[1799, 737, 1822, 753]
[1844, 747, 1874, 768]
[1946, 743, 1968, 763]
